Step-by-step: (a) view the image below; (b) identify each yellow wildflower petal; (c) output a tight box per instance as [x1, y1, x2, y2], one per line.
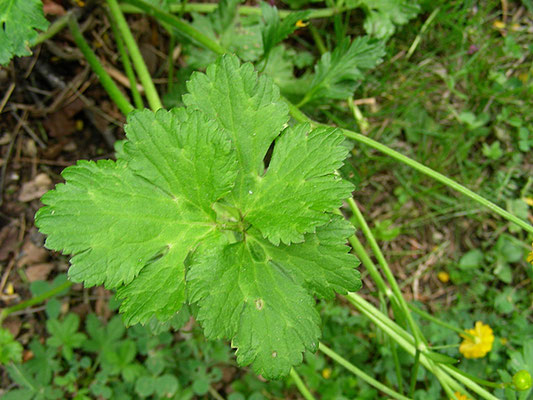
[295, 20, 308, 28]
[437, 271, 450, 283]
[493, 20, 506, 29]
[527, 243, 533, 265]
[5, 282, 14, 295]
[459, 321, 494, 359]
[524, 197, 533, 207]
[322, 368, 332, 379]
[451, 392, 471, 400]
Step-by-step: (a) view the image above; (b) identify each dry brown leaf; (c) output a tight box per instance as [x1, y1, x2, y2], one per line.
[18, 173, 52, 202]
[17, 241, 49, 267]
[25, 262, 55, 282]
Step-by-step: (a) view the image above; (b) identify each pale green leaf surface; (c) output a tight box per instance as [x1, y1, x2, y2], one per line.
[254, 216, 361, 299]
[187, 237, 321, 379]
[36, 159, 212, 289]
[36, 109, 238, 324]
[304, 36, 385, 104]
[244, 124, 354, 245]
[0, 0, 49, 65]
[360, 0, 420, 39]
[120, 109, 238, 214]
[36, 55, 362, 377]
[184, 54, 289, 203]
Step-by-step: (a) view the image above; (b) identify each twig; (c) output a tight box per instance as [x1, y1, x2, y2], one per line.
[0, 83, 15, 113]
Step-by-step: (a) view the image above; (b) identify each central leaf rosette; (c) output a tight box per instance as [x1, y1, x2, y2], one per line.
[35, 54, 361, 379]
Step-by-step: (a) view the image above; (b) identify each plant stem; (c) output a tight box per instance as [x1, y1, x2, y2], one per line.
[67, 16, 134, 115]
[107, 9, 144, 109]
[121, 3, 358, 20]
[122, 0, 226, 55]
[346, 293, 500, 400]
[408, 303, 476, 341]
[309, 24, 327, 55]
[348, 235, 389, 295]
[34, 11, 74, 46]
[442, 364, 506, 399]
[318, 343, 412, 400]
[339, 130, 533, 234]
[289, 368, 316, 400]
[348, 198, 426, 347]
[0, 280, 73, 323]
[107, 0, 163, 111]
[406, 7, 440, 60]
[410, 350, 421, 397]
[284, 101, 532, 233]
[445, 365, 506, 390]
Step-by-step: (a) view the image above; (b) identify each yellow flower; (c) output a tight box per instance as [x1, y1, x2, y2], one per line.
[527, 243, 533, 265]
[321, 368, 332, 379]
[295, 20, 308, 28]
[451, 392, 471, 400]
[492, 20, 506, 29]
[437, 271, 450, 283]
[459, 321, 494, 359]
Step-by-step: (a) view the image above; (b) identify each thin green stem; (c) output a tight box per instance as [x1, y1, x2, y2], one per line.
[121, 3, 358, 20]
[318, 343, 412, 400]
[122, 0, 226, 55]
[107, 0, 163, 111]
[406, 7, 440, 60]
[348, 235, 389, 295]
[339, 130, 533, 234]
[408, 303, 476, 341]
[445, 365, 506, 390]
[34, 11, 73, 46]
[284, 102, 533, 233]
[67, 16, 134, 115]
[410, 350, 421, 397]
[309, 24, 327, 55]
[390, 336, 404, 394]
[346, 293, 500, 400]
[348, 198, 425, 347]
[107, 9, 144, 109]
[289, 368, 316, 400]
[0, 280, 73, 323]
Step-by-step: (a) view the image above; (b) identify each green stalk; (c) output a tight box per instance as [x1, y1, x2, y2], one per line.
[348, 235, 389, 295]
[107, 9, 144, 109]
[408, 303, 476, 341]
[309, 24, 327, 55]
[346, 293, 500, 400]
[289, 369, 316, 400]
[390, 340, 404, 394]
[348, 198, 426, 347]
[444, 365, 506, 390]
[0, 280, 73, 323]
[318, 343, 412, 400]
[122, 0, 226, 55]
[107, 0, 163, 111]
[339, 130, 533, 234]
[406, 7, 440, 60]
[67, 17, 134, 115]
[410, 350, 421, 397]
[121, 3, 359, 20]
[34, 11, 73, 46]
